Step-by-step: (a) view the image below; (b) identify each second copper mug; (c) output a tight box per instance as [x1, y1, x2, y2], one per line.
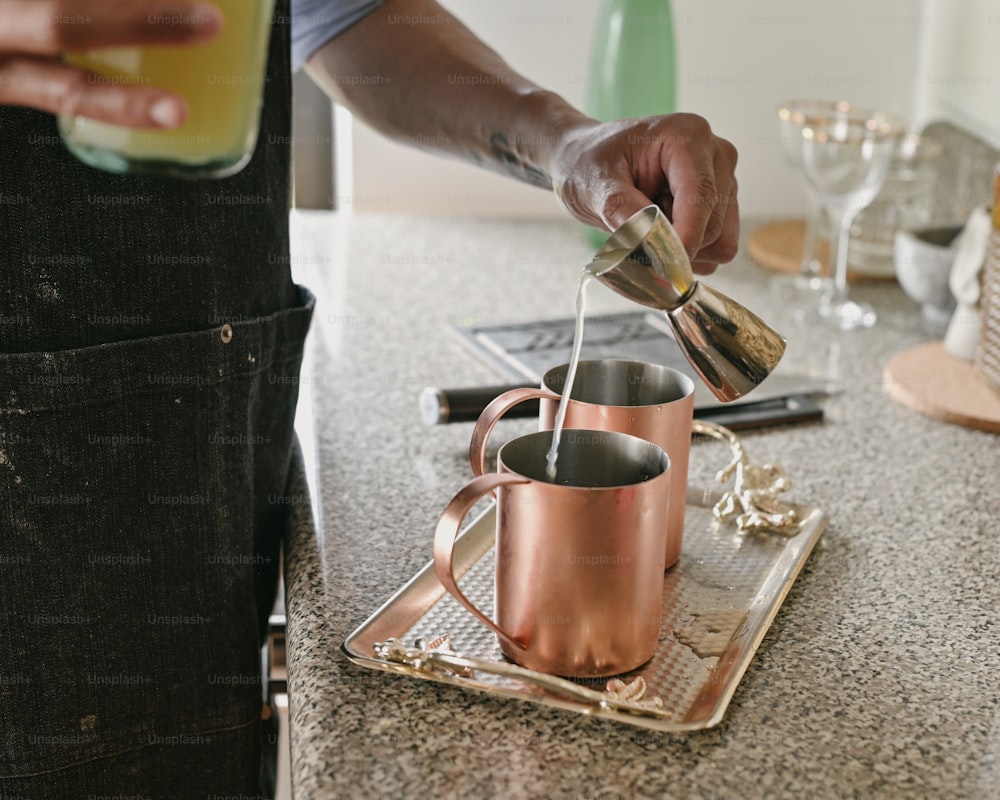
[435, 429, 671, 678]
[470, 359, 694, 568]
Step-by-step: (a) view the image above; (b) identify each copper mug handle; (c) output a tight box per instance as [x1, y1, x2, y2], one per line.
[432, 472, 531, 654]
[469, 387, 554, 478]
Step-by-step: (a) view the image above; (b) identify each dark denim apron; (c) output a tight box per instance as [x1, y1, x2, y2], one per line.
[0, 3, 313, 796]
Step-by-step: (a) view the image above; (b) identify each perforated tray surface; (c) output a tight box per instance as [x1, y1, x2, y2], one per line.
[342, 490, 827, 732]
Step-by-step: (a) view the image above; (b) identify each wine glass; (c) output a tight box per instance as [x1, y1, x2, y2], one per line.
[797, 110, 904, 330]
[776, 99, 847, 293]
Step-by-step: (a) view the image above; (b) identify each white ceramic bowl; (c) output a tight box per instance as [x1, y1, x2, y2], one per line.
[894, 225, 963, 330]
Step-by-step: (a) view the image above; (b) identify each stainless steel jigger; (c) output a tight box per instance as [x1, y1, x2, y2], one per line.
[590, 205, 787, 402]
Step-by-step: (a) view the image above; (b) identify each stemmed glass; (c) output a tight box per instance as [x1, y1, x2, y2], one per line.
[797, 110, 903, 330]
[776, 100, 847, 294]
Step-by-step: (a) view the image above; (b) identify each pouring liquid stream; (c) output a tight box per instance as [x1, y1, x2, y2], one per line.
[544, 268, 596, 481]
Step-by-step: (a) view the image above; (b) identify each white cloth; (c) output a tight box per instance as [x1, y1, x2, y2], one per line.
[944, 206, 993, 361]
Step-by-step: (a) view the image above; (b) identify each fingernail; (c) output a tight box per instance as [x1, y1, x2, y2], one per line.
[189, 2, 224, 31]
[149, 97, 186, 128]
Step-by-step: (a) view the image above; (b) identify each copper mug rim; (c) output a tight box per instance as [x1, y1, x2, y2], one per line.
[541, 358, 696, 409]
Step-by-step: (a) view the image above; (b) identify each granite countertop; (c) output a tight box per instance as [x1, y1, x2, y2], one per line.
[284, 209, 999, 799]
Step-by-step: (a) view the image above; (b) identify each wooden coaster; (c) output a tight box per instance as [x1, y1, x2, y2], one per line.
[746, 219, 894, 284]
[883, 341, 1000, 433]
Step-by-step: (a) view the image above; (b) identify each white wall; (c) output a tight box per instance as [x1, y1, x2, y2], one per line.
[338, 0, 929, 218]
[915, 0, 1000, 146]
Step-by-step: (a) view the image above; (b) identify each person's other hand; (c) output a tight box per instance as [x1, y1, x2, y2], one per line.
[552, 113, 739, 275]
[0, 0, 222, 128]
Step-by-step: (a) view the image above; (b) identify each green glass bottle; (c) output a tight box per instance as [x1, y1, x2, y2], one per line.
[584, 0, 677, 246]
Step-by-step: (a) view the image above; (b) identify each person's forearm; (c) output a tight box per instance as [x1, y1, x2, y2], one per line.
[305, 0, 740, 270]
[304, 0, 589, 190]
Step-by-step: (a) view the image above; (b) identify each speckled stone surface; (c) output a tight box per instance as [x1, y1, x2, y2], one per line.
[284, 210, 1000, 800]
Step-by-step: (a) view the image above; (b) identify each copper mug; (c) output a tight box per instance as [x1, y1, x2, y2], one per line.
[470, 359, 694, 569]
[434, 429, 671, 678]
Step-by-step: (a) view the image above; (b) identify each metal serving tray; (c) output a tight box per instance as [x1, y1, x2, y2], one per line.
[342, 488, 827, 733]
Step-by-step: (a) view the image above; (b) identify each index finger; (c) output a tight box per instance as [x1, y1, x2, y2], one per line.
[660, 116, 739, 257]
[664, 156, 721, 263]
[0, 0, 222, 55]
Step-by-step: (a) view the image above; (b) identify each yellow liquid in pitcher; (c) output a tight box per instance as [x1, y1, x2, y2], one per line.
[59, 0, 274, 177]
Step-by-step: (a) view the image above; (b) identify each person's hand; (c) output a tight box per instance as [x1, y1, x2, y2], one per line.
[551, 113, 739, 275]
[0, 0, 222, 128]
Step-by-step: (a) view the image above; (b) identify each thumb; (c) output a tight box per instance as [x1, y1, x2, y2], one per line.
[600, 187, 660, 232]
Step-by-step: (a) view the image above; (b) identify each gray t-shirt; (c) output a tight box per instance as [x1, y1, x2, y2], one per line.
[291, 0, 386, 70]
